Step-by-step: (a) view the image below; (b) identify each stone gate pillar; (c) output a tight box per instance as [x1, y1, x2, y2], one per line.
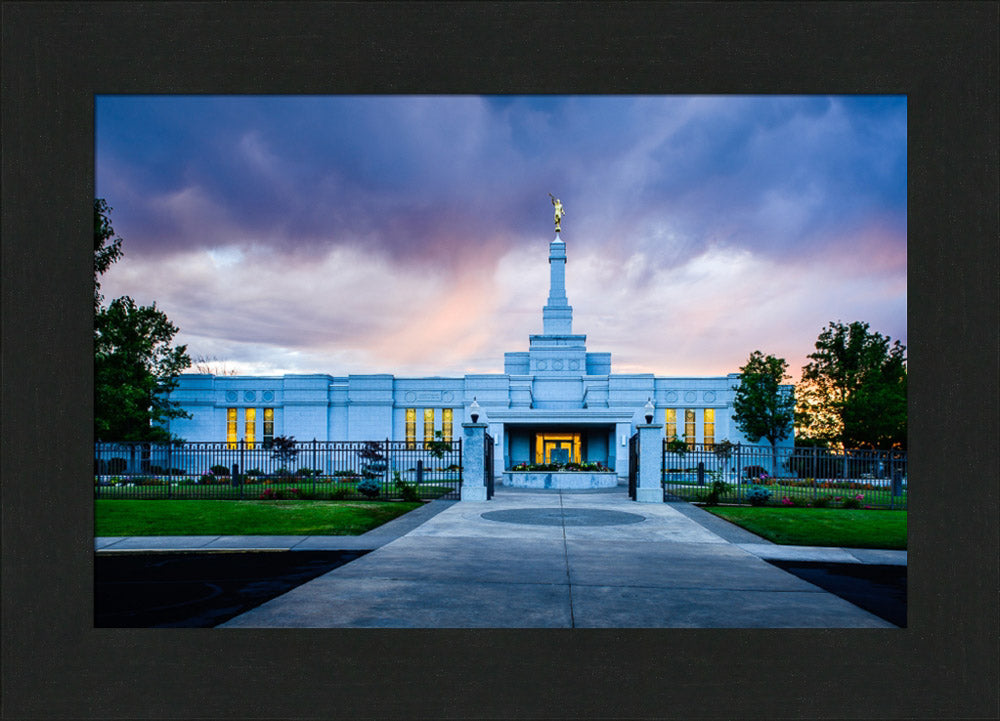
[461, 422, 488, 501]
[635, 422, 664, 503]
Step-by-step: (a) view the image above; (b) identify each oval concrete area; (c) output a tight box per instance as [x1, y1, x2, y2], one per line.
[480, 507, 646, 527]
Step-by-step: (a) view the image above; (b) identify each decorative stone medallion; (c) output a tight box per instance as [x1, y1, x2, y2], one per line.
[442, 391, 454, 402]
[262, 390, 274, 402]
[537, 360, 548, 370]
[225, 390, 237, 402]
[703, 391, 716, 403]
[569, 359, 580, 370]
[553, 359, 564, 370]
[683, 391, 697, 403]
[404, 391, 416, 403]
[665, 391, 678, 403]
[244, 390, 256, 402]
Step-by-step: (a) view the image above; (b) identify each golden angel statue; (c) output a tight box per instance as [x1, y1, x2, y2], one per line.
[548, 193, 565, 232]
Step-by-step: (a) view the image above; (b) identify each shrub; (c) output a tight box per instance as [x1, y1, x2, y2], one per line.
[395, 472, 420, 502]
[259, 488, 278, 500]
[149, 465, 165, 474]
[333, 470, 357, 477]
[745, 485, 771, 506]
[245, 468, 262, 476]
[743, 465, 767, 478]
[329, 487, 351, 500]
[357, 478, 381, 498]
[811, 495, 831, 508]
[704, 479, 732, 506]
[843, 493, 864, 509]
[273, 467, 292, 478]
[665, 436, 688, 455]
[277, 487, 303, 500]
[209, 465, 230, 476]
[169, 467, 187, 476]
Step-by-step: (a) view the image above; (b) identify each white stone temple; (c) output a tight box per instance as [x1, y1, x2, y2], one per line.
[167, 220, 792, 485]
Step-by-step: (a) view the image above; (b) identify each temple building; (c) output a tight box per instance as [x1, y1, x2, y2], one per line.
[167, 219, 792, 485]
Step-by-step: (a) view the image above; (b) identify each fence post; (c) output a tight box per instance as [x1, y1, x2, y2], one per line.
[460, 423, 488, 500]
[735, 443, 742, 503]
[635, 421, 664, 503]
[385, 438, 391, 497]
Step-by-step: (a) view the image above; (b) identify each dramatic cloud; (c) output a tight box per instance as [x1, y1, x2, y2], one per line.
[96, 95, 907, 382]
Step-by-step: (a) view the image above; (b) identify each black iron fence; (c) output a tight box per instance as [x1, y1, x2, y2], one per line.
[484, 432, 495, 500]
[627, 432, 639, 500]
[95, 440, 462, 501]
[661, 442, 907, 510]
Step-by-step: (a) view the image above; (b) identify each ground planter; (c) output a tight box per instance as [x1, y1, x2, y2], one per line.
[502, 471, 619, 490]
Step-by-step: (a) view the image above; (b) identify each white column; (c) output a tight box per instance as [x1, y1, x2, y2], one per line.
[461, 422, 488, 501]
[635, 422, 664, 503]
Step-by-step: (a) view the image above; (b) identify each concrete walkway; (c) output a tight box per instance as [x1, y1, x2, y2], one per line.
[98, 488, 905, 628]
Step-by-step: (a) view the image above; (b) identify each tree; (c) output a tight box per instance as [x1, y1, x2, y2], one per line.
[94, 198, 122, 309]
[192, 355, 240, 375]
[731, 351, 795, 452]
[796, 320, 906, 449]
[94, 199, 191, 442]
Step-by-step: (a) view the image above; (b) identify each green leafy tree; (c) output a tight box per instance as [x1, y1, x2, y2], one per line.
[94, 200, 191, 441]
[796, 320, 906, 449]
[94, 198, 123, 309]
[731, 351, 795, 452]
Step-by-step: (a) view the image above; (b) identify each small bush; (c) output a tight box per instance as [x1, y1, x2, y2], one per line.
[245, 468, 262, 476]
[149, 465, 165, 474]
[745, 486, 771, 506]
[209, 465, 230, 476]
[357, 478, 380, 498]
[329, 487, 351, 500]
[259, 488, 278, 500]
[704, 479, 732, 506]
[277, 487, 303, 500]
[395, 472, 420, 502]
[744, 466, 767, 478]
[169, 468, 187, 476]
[273, 467, 293, 478]
[811, 495, 831, 508]
[843, 493, 864, 509]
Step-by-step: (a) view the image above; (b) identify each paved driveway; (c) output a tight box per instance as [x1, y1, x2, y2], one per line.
[219, 489, 896, 628]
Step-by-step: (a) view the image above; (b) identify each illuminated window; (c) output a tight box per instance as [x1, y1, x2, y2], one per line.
[423, 408, 435, 448]
[684, 409, 696, 449]
[534, 433, 581, 464]
[664, 408, 677, 439]
[245, 407, 256, 449]
[263, 408, 274, 447]
[442, 408, 453, 443]
[226, 408, 237, 448]
[405, 408, 416, 449]
[703, 408, 715, 449]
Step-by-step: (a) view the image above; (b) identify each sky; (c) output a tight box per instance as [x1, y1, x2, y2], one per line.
[95, 95, 907, 382]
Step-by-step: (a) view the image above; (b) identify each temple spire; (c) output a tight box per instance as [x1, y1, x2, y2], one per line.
[542, 234, 573, 335]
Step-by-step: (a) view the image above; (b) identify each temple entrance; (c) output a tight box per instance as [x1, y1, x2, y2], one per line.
[534, 432, 582, 464]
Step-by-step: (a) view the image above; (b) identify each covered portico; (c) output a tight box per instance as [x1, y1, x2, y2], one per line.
[486, 408, 637, 485]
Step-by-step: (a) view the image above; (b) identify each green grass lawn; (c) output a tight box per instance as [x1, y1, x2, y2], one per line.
[703, 506, 907, 549]
[95, 499, 423, 536]
[664, 481, 906, 509]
